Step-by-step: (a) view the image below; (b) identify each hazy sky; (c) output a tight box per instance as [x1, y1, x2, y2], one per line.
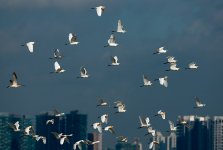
[1, 0, 223, 148]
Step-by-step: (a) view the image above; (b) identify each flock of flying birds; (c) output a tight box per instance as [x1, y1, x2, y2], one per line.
[8, 109, 100, 150]
[5, 2, 207, 150]
[90, 95, 206, 149]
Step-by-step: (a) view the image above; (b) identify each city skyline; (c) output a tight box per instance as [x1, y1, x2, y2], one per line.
[1, 0, 223, 148]
[1, 111, 223, 150]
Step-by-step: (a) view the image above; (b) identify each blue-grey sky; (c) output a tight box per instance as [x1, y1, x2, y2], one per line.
[1, 0, 223, 148]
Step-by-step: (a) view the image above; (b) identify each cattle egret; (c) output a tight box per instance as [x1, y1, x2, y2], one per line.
[91, 6, 106, 16]
[24, 126, 34, 135]
[155, 76, 168, 87]
[33, 135, 46, 144]
[92, 122, 102, 133]
[145, 127, 156, 137]
[53, 109, 65, 117]
[97, 98, 109, 107]
[194, 96, 206, 108]
[117, 136, 128, 142]
[51, 61, 65, 73]
[168, 120, 177, 132]
[104, 34, 118, 47]
[154, 110, 166, 120]
[73, 140, 84, 150]
[185, 62, 198, 69]
[166, 63, 180, 71]
[108, 56, 120, 66]
[149, 141, 159, 149]
[153, 47, 167, 54]
[7, 72, 24, 88]
[50, 49, 62, 59]
[65, 33, 79, 45]
[21, 42, 35, 53]
[98, 114, 108, 124]
[46, 119, 54, 125]
[138, 116, 151, 128]
[164, 56, 177, 64]
[8, 121, 20, 132]
[140, 75, 152, 87]
[104, 125, 115, 134]
[78, 66, 89, 78]
[112, 19, 127, 33]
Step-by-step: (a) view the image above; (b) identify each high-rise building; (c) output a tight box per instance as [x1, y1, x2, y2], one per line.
[88, 132, 102, 150]
[66, 110, 88, 150]
[176, 115, 212, 150]
[35, 111, 65, 150]
[0, 112, 35, 150]
[212, 116, 223, 150]
[35, 110, 87, 150]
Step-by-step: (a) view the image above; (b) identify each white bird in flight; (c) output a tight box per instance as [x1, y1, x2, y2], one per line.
[112, 19, 127, 33]
[149, 141, 159, 149]
[46, 119, 54, 125]
[74, 140, 100, 150]
[194, 96, 206, 108]
[73, 140, 84, 150]
[49, 49, 63, 59]
[8, 121, 20, 132]
[7, 72, 24, 88]
[185, 62, 198, 70]
[33, 135, 46, 144]
[178, 118, 191, 129]
[114, 100, 125, 108]
[21, 42, 35, 53]
[53, 109, 65, 117]
[78, 66, 89, 78]
[114, 101, 127, 113]
[98, 114, 109, 124]
[154, 76, 168, 87]
[108, 56, 120, 66]
[140, 75, 152, 87]
[104, 34, 118, 47]
[51, 132, 64, 139]
[92, 122, 102, 133]
[65, 33, 79, 45]
[145, 127, 156, 137]
[164, 56, 177, 64]
[153, 47, 167, 54]
[60, 136, 71, 145]
[138, 116, 151, 128]
[104, 125, 115, 134]
[116, 104, 127, 113]
[168, 120, 177, 132]
[52, 132, 71, 145]
[51, 61, 65, 73]
[96, 98, 109, 107]
[91, 6, 106, 17]
[24, 126, 34, 135]
[154, 110, 166, 120]
[117, 136, 128, 143]
[83, 140, 100, 145]
[166, 63, 180, 71]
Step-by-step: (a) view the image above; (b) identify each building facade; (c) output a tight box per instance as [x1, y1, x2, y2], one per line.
[35, 110, 87, 150]
[0, 113, 35, 150]
[212, 116, 223, 150]
[176, 115, 212, 150]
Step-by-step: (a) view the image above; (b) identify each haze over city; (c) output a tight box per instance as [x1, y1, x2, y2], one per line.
[0, 0, 223, 148]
